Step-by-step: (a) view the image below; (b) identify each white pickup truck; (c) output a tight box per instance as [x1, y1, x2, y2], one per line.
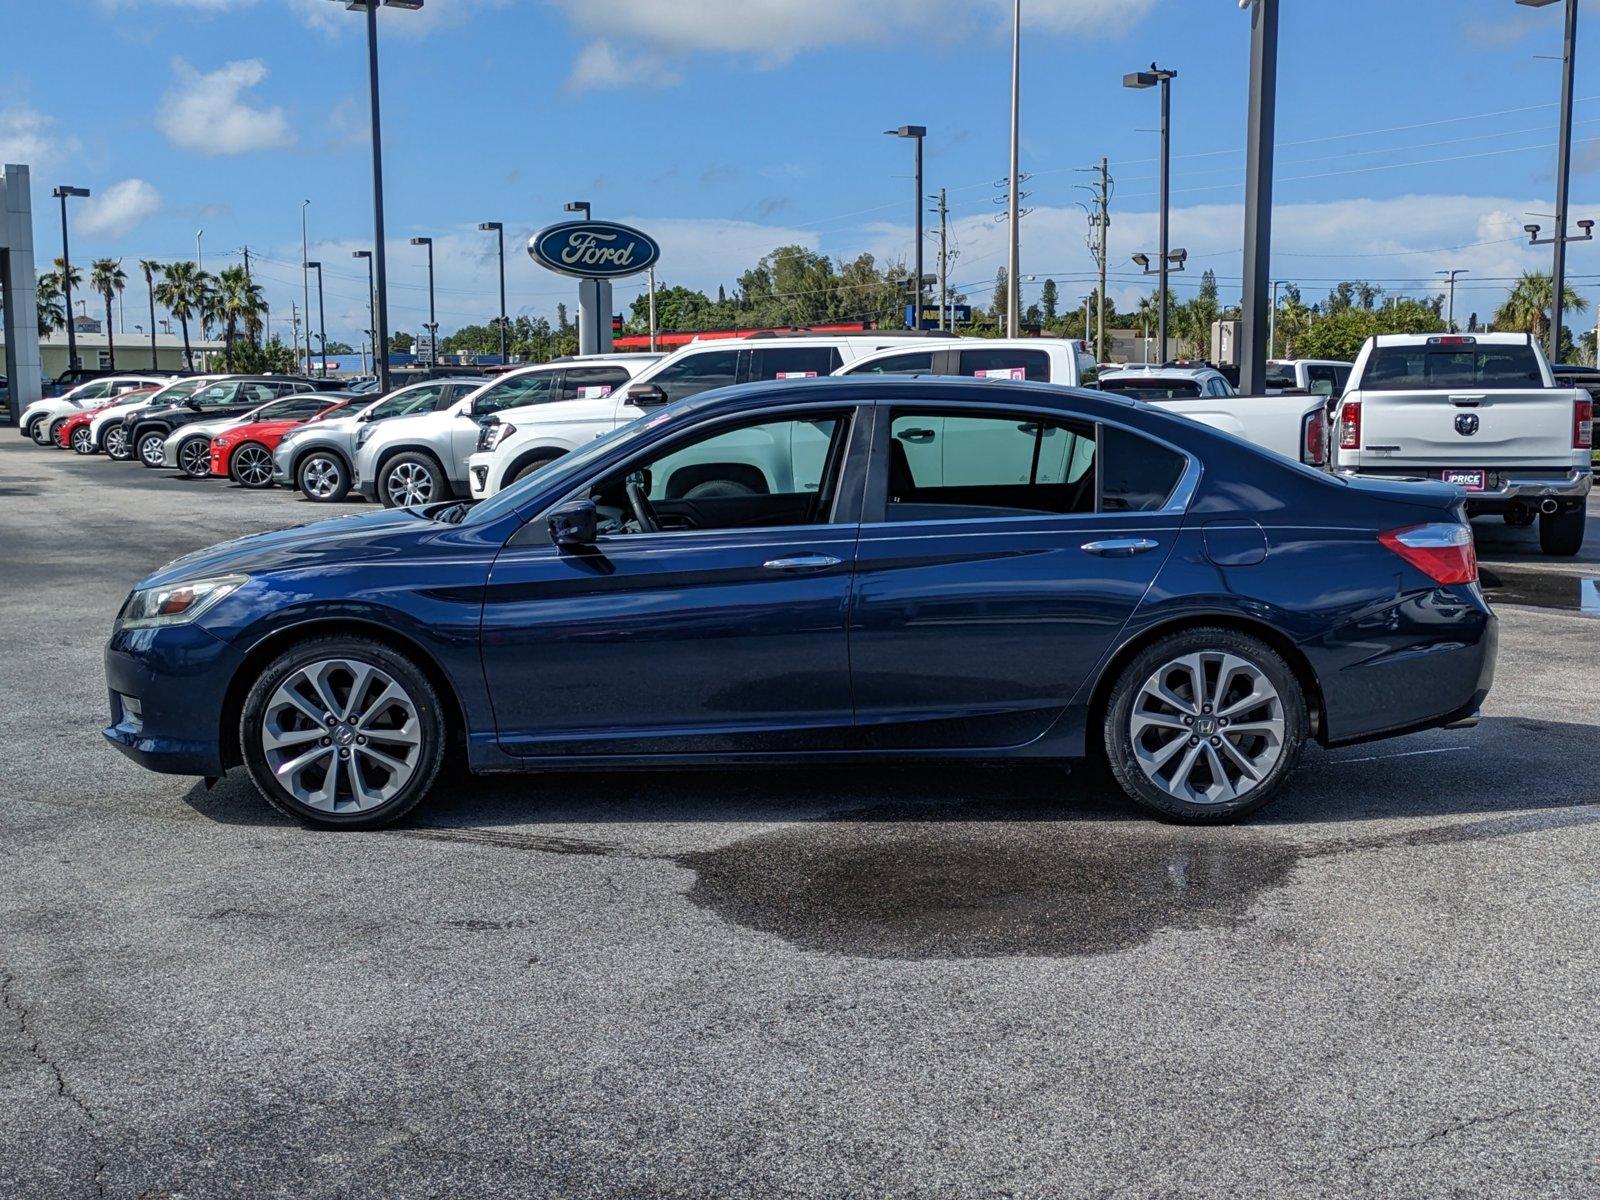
[1333, 333, 1593, 555]
[1265, 358, 1352, 399]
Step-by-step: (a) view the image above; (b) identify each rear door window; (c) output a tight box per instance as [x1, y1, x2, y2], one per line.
[959, 348, 1050, 382]
[750, 346, 843, 381]
[558, 365, 632, 401]
[647, 348, 741, 403]
[885, 411, 1097, 521]
[1305, 364, 1342, 396]
[475, 371, 559, 416]
[847, 351, 934, 376]
[1360, 343, 1543, 390]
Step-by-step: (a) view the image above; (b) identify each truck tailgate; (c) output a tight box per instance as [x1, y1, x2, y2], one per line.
[1349, 387, 1577, 468]
[1151, 394, 1320, 463]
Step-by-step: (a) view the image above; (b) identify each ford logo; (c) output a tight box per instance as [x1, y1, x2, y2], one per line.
[528, 221, 660, 280]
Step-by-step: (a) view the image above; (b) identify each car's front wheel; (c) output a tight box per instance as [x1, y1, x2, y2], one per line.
[136, 430, 167, 468]
[70, 426, 95, 454]
[104, 425, 133, 461]
[1102, 627, 1307, 823]
[177, 437, 212, 479]
[239, 635, 445, 829]
[296, 452, 350, 502]
[48, 417, 71, 447]
[231, 442, 275, 488]
[379, 452, 447, 508]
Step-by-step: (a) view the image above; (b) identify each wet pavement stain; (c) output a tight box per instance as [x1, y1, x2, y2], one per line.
[1479, 566, 1600, 615]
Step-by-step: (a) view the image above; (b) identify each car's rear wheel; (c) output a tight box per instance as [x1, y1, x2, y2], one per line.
[380, 452, 446, 508]
[177, 437, 212, 478]
[297, 452, 350, 502]
[231, 442, 275, 488]
[29, 416, 53, 445]
[239, 635, 445, 830]
[137, 430, 167, 468]
[1102, 627, 1307, 823]
[104, 425, 133, 461]
[1538, 505, 1586, 556]
[70, 426, 95, 454]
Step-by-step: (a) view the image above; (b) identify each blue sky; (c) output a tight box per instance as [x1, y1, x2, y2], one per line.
[6, 0, 1600, 345]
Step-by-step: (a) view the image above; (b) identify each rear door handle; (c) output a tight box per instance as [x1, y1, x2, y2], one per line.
[763, 554, 842, 572]
[896, 428, 935, 442]
[1081, 538, 1159, 558]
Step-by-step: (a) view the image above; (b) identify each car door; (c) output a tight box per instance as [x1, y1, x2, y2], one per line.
[480, 404, 867, 756]
[849, 402, 1191, 749]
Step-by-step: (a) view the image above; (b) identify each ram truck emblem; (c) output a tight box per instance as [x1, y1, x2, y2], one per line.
[1455, 413, 1480, 436]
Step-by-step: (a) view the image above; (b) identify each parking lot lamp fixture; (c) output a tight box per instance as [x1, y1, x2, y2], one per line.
[410, 237, 437, 367]
[884, 126, 926, 328]
[52, 186, 90, 372]
[479, 222, 508, 365]
[353, 250, 376, 372]
[1123, 64, 1177, 363]
[306, 261, 328, 377]
[564, 201, 591, 222]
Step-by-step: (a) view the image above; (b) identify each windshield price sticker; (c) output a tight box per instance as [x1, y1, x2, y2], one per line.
[775, 371, 818, 380]
[577, 386, 613, 398]
[976, 367, 1026, 381]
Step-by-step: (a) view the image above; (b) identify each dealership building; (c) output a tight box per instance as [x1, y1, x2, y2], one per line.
[1, 325, 226, 380]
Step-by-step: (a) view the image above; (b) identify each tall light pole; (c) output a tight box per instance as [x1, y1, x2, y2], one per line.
[1518, 0, 1581, 364]
[885, 126, 927, 329]
[1124, 64, 1177, 362]
[1437, 269, 1468, 332]
[564, 200, 591, 222]
[1006, 0, 1021, 337]
[479, 221, 507, 364]
[52, 185, 90, 374]
[410, 236, 437, 367]
[1268, 279, 1282, 358]
[353, 250, 375, 375]
[301, 199, 312, 375]
[328, 0, 422, 390]
[195, 228, 203, 272]
[307, 260, 328, 377]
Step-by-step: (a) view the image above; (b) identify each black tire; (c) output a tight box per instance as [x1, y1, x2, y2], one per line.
[378, 451, 447, 508]
[48, 417, 71, 448]
[1538, 505, 1586, 556]
[1102, 626, 1308, 824]
[104, 424, 134, 461]
[509, 451, 565, 486]
[296, 451, 351, 503]
[136, 428, 168, 468]
[177, 437, 213, 479]
[230, 442, 276, 489]
[70, 425, 95, 454]
[239, 634, 446, 830]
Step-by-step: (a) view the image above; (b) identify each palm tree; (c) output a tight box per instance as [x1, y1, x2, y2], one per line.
[154, 260, 207, 371]
[139, 260, 162, 369]
[36, 272, 66, 337]
[213, 265, 268, 367]
[1494, 271, 1587, 343]
[90, 258, 127, 370]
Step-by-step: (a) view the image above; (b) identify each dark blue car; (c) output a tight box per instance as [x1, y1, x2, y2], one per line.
[104, 377, 1496, 828]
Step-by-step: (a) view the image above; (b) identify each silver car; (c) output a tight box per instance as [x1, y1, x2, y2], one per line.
[271, 378, 482, 502]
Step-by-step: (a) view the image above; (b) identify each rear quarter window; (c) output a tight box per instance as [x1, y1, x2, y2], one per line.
[959, 348, 1050, 382]
[1099, 425, 1187, 512]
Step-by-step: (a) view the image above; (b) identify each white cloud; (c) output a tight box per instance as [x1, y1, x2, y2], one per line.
[77, 179, 163, 236]
[286, 0, 507, 36]
[552, 0, 1155, 89]
[156, 58, 296, 155]
[566, 41, 680, 93]
[0, 104, 80, 171]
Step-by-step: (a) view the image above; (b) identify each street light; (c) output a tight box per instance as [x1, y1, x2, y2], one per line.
[353, 250, 375, 373]
[52, 185, 90, 373]
[410, 236, 437, 367]
[326, 0, 424, 391]
[1437, 269, 1469, 333]
[1124, 63, 1178, 363]
[306, 260, 328, 377]
[1517, 0, 1582, 364]
[884, 125, 927, 329]
[564, 201, 592, 222]
[479, 221, 507, 365]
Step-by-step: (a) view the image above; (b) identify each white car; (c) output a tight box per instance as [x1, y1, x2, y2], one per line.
[20, 375, 174, 445]
[466, 334, 924, 501]
[85, 377, 223, 458]
[835, 336, 1100, 387]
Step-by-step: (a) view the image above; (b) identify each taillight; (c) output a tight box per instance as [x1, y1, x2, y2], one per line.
[1379, 522, 1477, 586]
[1338, 400, 1360, 451]
[1575, 397, 1593, 450]
[1300, 407, 1327, 467]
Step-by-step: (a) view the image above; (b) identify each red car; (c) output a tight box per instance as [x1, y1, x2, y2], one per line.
[210, 399, 354, 488]
[57, 387, 161, 453]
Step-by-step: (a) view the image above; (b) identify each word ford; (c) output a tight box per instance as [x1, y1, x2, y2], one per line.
[559, 232, 636, 270]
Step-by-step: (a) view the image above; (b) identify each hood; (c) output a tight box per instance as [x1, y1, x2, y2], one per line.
[139, 504, 437, 590]
[218, 418, 297, 441]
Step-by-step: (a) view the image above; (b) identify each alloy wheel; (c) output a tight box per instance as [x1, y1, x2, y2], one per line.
[301, 456, 343, 499]
[179, 439, 211, 477]
[1127, 651, 1285, 806]
[233, 445, 274, 487]
[105, 427, 130, 459]
[259, 658, 422, 814]
[71, 427, 93, 454]
[386, 461, 435, 506]
[138, 433, 165, 466]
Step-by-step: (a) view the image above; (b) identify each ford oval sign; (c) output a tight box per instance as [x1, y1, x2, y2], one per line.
[528, 221, 660, 280]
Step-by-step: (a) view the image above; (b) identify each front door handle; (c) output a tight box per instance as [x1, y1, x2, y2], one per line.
[763, 554, 842, 573]
[1081, 538, 1159, 558]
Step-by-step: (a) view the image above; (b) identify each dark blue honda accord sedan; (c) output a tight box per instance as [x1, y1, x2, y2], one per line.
[104, 376, 1496, 828]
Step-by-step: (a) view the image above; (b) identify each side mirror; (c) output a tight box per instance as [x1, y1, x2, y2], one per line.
[627, 382, 669, 408]
[548, 499, 598, 547]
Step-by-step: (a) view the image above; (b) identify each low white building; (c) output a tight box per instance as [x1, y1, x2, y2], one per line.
[0, 328, 226, 380]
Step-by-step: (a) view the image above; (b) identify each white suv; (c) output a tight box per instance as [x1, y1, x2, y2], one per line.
[466, 334, 921, 500]
[20, 374, 174, 444]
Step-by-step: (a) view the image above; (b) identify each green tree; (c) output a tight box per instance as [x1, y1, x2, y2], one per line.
[1493, 271, 1586, 347]
[322, 340, 355, 355]
[35, 271, 66, 337]
[138, 260, 162, 368]
[389, 331, 415, 354]
[154, 260, 207, 370]
[227, 333, 297, 374]
[990, 267, 1009, 327]
[1296, 299, 1445, 361]
[212, 265, 267, 368]
[89, 258, 127, 369]
[1040, 278, 1059, 327]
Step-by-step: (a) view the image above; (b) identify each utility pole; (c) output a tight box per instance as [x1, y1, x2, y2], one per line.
[648, 265, 658, 352]
[1437, 269, 1467, 333]
[1239, 0, 1279, 394]
[1268, 280, 1280, 357]
[301, 200, 312, 377]
[1005, 0, 1022, 337]
[932, 188, 950, 331]
[1078, 157, 1112, 360]
[242, 245, 251, 280]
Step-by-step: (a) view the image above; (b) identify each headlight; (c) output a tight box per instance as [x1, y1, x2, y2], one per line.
[213, 437, 232, 449]
[482, 421, 516, 452]
[116, 575, 248, 630]
[278, 431, 302, 447]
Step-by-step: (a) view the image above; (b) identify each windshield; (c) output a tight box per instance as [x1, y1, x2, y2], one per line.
[1099, 376, 1203, 401]
[462, 412, 651, 527]
[1360, 343, 1543, 390]
[360, 386, 443, 421]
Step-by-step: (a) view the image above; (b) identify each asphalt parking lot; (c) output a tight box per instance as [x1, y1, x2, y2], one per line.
[2, 434, 1597, 1199]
